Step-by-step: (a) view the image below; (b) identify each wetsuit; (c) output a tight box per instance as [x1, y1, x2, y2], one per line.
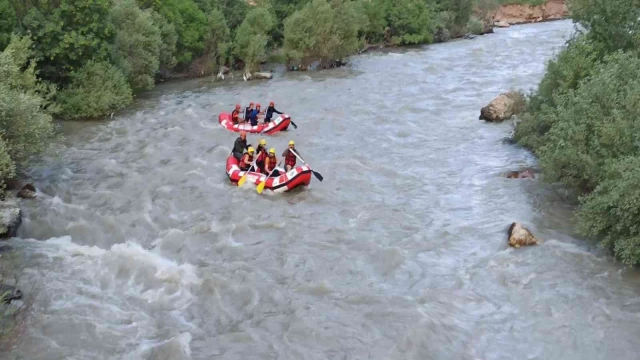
[249, 109, 260, 126]
[264, 106, 283, 123]
[232, 137, 249, 160]
[244, 106, 253, 121]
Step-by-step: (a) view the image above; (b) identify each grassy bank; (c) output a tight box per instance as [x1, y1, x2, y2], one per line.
[512, 0, 640, 265]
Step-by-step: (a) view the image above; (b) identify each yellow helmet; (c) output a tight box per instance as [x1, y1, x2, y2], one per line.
[269, 148, 275, 154]
[288, 140, 295, 146]
[247, 147, 255, 153]
[259, 139, 266, 145]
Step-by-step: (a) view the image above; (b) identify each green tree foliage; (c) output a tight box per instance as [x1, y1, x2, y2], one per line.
[217, 0, 249, 31]
[577, 156, 640, 265]
[0, 35, 56, 179]
[361, 0, 387, 43]
[283, 0, 367, 68]
[435, 0, 473, 36]
[110, 0, 162, 91]
[204, 7, 231, 68]
[57, 60, 133, 119]
[513, 35, 599, 150]
[19, 0, 115, 82]
[0, 0, 16, 50]
[149, 10, 178, 74]
[140, 0, 209, 65]
[233, 7, 275, 71]
[569, 0, 640, 54]
[384, 0, 436, 45]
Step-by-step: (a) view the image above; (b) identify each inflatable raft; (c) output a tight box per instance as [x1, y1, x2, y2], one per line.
[218, 112, 291, 134]
[226, 155, 312, 193]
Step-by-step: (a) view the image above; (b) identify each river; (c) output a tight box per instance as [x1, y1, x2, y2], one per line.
[5, 20, 640, 360]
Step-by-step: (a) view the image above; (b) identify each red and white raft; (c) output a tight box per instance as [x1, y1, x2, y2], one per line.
[226, 155, 312, 193]
[218, 113, 291, 135]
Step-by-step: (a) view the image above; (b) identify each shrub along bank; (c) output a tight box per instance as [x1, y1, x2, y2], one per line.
[513, 0, 640, 265]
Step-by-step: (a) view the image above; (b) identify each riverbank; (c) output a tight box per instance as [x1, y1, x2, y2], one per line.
[493, 0, 569, 26]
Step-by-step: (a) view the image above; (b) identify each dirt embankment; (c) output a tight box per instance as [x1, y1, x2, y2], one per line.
[493, 0, 569, 26]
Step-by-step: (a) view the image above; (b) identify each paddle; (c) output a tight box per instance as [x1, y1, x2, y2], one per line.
[256, 159, 282, 194]
[290, 149, 323, 182]
[290, 119, 298, 129]
[237, 156, 257, 187]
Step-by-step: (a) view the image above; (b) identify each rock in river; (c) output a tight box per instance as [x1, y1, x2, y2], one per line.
[480, 91, 525, 122]
[17, 183, 37, 199]
[0, 197, 21, 238]
[508, 222, 540, 247]
[506, 169, 536, 179]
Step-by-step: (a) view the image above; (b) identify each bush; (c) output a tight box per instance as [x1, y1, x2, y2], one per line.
[283, 0, 367, 69]
[577, 156, 640, 265]
[385, 0, 436, 45]
[149, 11, 178, 74]
[513, 35, 599, 151]
[19, 0, 115, 82]
[57, 60, 133, 119]
[466, 17, 484, 35]
[361, 0, 388, 44]
[0, 0, 16, 50]
[233, 8, 275, 72]
[534, 51, 640, 193]
[110, 0, 162, 91]
[0, 36, 56, 181]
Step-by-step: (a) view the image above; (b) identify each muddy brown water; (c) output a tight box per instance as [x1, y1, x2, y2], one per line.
[5, 20, 640, 360]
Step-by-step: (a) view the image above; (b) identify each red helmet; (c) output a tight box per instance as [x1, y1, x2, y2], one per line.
[269, 101, 274, 106]
[256, 104, 261, 108]
[235, 104, 240, 109]
[249, 102, 254, 106]
[240, 131, 247, 137]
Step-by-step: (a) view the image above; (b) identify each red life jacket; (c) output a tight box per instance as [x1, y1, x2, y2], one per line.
[239, 154, 253, 170]
[265, 155, 277, 173]
[285, 149, 296, 168]
[256, 150, 267, 163]
[231, 109, 239, 122]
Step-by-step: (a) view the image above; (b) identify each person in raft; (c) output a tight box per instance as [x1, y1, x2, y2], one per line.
[255, 139, 268, 172]
[281, 140, 299, 172]
[231, 104, 241, 123]
[249, 104, 264, 126]
[264, 148, 280, 176]
[264, 101, 283, 123]
[239, 146, 255, 171]
[243, 102, 254, 123]
[232, 131, 250, 160]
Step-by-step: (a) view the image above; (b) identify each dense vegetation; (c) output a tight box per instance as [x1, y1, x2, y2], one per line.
[513, 0, 640, 265]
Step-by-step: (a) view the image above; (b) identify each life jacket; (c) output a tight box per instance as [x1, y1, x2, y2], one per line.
[239, 153, 253, 170]
[231, 109, 239, 122]
[265, 155, 277, 173]
[285, 149, 296, 168]
[256, 149, 267, 163]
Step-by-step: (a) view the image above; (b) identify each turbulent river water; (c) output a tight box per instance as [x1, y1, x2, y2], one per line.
[5, 20, 640, 360]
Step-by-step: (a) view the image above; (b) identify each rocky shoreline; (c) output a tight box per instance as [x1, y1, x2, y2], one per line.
[493, 0, 569, 27]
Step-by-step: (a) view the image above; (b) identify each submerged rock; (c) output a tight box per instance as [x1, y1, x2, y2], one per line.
[0, 197, 21, 238]
[494, 21, 511, 28]
[507, 222, 540, 247]
[17, 183, 36, 199]
[0, 284, 22, 304]
[506, 169, 536, 179]
[480, 91, 525, 122]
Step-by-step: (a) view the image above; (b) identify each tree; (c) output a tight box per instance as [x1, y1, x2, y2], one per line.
[110, 0, 162, 91]
[0, 0, 16, 50]
[149, 11, 178, 74]
[384, 0, 436, 45]
[0, 35, 56, 180]
[283, 0, 367, 69]
[56, 60, 133, 119]
[233, 8, 275, 72]
[19, 0, 115, 82]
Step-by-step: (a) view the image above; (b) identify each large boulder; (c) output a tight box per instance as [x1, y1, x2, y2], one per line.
[507, 222, 540, 247]
[0, 197, 21, 238]
[0, 284, 22, 304]
[494, 21, 511, 28]
[17, 183, 36, 199]
[480, 91, 525, 122]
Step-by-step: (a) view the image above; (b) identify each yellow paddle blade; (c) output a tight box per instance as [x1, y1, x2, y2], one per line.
[237, 173, 248, 187]
[256, 180, 267, 194]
